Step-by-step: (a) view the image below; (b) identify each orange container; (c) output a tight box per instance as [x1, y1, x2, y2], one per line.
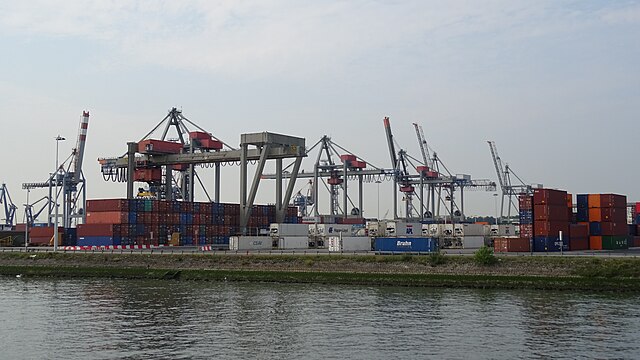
[588, 208, 602, 222]
[588, 194, 601, 208]
[85, 211, 128, 224]
[589, 236, 603, 250]
[566, 193, 573, 208]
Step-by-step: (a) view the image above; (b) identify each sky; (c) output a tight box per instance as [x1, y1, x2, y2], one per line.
[0, 0, 639, 222]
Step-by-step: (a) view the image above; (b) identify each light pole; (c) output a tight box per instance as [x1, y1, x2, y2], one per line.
[54, 135, 65, 251]
[375, 180, 381, 219]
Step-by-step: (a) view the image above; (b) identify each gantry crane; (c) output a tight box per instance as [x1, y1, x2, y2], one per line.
[22, 111, 90, 229]
[98, 107, 306, 233]
[0, 183, 17, 230]
[487, 141, 536, 222]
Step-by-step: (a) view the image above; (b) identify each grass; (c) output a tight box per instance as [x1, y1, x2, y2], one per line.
[1, 252, 640, 291]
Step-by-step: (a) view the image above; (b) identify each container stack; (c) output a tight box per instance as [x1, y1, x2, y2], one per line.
[78, 199, 299, 247]
[584, 194, 628, 250]
[533, 188, 569, 252]
[517, 194, 534, 251]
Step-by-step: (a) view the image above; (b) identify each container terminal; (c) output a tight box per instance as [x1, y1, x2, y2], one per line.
[1, 108, 639, 254]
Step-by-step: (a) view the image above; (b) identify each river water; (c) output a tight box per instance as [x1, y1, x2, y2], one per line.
[0, 277, 638, 359]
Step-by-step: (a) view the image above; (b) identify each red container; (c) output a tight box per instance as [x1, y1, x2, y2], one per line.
[600, 222, 628, 236]
[601, 208, 626, 223]
[199, 138, 223, 150]
[29, 226, 63, 237]
[494, 237, 530, 252]
[569, 223, 589, 238]
[519, 224, 534, 238]
[519, 195, 533, 211]
[340, 154, 357, 162]
[134, 168, 162, 182]
[86, 211, 129, 224]
[569, 238, 589, 251]
[77, 224, 119, 237]
[599, 194, 626, 209]
[86, 199, 129, 212]
[534, 205, 569, 221]
[533, 189, 567, 206]
[534, 221, 569, 237]
[635, 202, 640, 216]
[138, 139, 183, 154]
[189, 131, 211, 140]
[566, 193, 573, 208]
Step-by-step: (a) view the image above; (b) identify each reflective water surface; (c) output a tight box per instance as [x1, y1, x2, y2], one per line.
[1, 277, 638, 359]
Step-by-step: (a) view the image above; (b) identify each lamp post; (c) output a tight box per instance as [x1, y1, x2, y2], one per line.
[375, 180, 381, 219]
[54, 135, 65, 251]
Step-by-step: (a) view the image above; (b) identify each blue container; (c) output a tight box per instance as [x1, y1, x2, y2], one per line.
[374, 237, 438, 252]
[181, 236, 193, 246]
[64, 228, 77, 246]
[576, 194, 589, 208]
[590, 222, 602, 236]
[636, 214, 640, 225]
[77, 236, 115, 247]
[136, 224, 145, 236]
[533, 236, 568, 252]
[576, 208, 589, 222]
[519, 210, 533, 224]
[186, 213, 193, 225]
[629, 225, 638, 236]
[128, 212, 137, 224]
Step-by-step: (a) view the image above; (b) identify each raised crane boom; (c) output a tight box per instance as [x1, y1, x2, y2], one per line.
[383, 117, 398, 170]
[487, 141, 506, 191]
[72, 111, 90, 183]
[0, 183, 17, 227]
[413, 123, 431, 167]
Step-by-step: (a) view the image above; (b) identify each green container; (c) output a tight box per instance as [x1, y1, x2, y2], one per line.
[144, 199, 153, 212]
[602, 236, 628, 250]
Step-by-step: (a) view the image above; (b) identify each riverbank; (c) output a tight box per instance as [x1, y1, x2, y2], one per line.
[1, 252, 640, 291]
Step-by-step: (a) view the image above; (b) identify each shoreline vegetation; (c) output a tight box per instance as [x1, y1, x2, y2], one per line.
[1, 252, 640, 291]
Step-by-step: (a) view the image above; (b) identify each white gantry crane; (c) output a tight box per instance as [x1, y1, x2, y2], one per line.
[487, 140, 536, 223]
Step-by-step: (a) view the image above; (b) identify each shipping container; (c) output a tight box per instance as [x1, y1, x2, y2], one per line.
[138, 139, 183, 154]
[589, 222, 627, 236]
[518, 195, 533, 210]
[576, 207, 589, 222]
[86, 211, 129, 224]
[576, 194, 589, 209]
[327, 236, 372, 252]
[229, 236, 273, 250]
[462, 236, 486, 249]
[494, 237, 530, 252]
[277, 236, 309, 249]
[590, 235, 628, 250]
[269, 223, 309, 237]
[77, 224, 120, 237]
[77, 236, 117, 247]
[374, 237, 438, 253]
[534, 221, 569, 237]
[382, 221, 422, 237]
[490, 224, 516, 237]
[633, 236, 640, 248]
[309, 224, 356, 237]
[533, 236, 568, 252]
[569, 223, 589, 239]
[569, 238, 589, 251]
[533, 188, 567, 206]
[534, 205, 569, 221]
[86, 199, 129, 212]
[454, 224, 487, 237]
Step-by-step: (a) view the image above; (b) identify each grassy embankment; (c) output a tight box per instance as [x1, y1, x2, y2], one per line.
[0, 251, 639, 291]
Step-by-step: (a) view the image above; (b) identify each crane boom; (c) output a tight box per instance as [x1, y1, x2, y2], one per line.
[487, 141, 505, 190]
[383, 117, 398, 170]
[412, 123, 431, 167]
[72, 111, 90, 183]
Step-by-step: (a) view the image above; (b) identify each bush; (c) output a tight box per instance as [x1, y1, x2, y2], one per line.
[474, 246, 497, 266]
[428, 251, 447, 267]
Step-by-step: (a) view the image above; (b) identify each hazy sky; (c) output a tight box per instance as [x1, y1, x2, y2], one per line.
[1, 1, 639, 221]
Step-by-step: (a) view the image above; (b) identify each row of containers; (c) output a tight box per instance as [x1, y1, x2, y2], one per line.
[27, 199, 300, 247]
[497, 189, 638, 252]
[229, 235, 439, 253]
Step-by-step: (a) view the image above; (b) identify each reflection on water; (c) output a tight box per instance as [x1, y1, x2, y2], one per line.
[0, 277, 638, 359]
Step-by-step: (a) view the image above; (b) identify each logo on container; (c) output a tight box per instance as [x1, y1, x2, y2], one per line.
[252, 241, 263, 246]
[406, 225, 413, 235]
[396, 240, 412, 248]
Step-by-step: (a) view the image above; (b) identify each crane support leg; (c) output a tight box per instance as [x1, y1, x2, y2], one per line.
[126, 142, 136, 199]
[276, 156, 302, 223]
[240, 144, 271, 233]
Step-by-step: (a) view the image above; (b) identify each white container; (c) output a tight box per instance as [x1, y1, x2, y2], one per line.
[309, 224, 354, 237]
[229, 236, 273, 251]
[426, 224, 441, 237]
[366, 221, 383, 237]
[278, 236, 309, 249]
[489, 224, 516, 237]
[463, 236, 486, 249]
[269, 223, 309, 237]
[327, 236, 372, 252]
[455, 224, 487, 237]
[441, 224, 454, 237]
[383, 221, 422, 237]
